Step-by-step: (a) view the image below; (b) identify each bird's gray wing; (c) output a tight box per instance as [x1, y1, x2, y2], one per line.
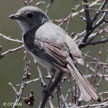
[62, 35, 84, 65]
[33, 39, 68, 72]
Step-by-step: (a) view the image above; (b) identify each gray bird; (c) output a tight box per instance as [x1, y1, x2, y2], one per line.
[9, 6, 100, 102]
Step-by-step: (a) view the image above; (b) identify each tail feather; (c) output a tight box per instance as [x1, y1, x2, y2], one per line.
[67, 57, 100, 102]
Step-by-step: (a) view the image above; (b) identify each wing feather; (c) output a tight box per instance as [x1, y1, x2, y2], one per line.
[34, 39, 68, 67]
[62, 35, 84, 65]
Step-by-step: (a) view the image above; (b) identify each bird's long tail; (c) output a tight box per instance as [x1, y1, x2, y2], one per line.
[67, 56, 100, 102]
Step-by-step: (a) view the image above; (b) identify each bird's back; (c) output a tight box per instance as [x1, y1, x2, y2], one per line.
[35, 21, 66, 45]
[35, 21, 82, 59]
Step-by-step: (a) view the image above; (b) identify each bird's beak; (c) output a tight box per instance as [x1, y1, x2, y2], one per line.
[9, 14, 19, 20]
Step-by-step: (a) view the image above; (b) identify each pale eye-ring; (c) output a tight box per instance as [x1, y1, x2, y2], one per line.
[27, 12, 34, 18]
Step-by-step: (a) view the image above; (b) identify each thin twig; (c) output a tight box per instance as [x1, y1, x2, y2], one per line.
[37, 65, 46, 87]
[12, 53, 30, 108]
[92, 0, 108, 23]
[16, 77, 40, 86]
[8, 82, 18, 95]
[0, 45, 24, 59]
[85, 37, 108, 46]
[0, 33, 22, 43]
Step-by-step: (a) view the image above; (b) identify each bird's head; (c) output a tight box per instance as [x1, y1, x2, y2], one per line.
[9, 6, 49, 33]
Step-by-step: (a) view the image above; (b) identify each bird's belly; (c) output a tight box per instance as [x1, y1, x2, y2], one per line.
[27, 49, 54, 69]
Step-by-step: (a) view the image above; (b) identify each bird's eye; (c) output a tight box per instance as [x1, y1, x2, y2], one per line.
[27, 12, 34, 18]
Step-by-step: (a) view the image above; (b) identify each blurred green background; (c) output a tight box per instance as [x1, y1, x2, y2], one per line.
[0, 0, 108, 108]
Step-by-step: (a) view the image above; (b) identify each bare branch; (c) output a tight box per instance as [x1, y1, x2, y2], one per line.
[39, 71, 63, 108]
[83, 0, 92, 31]
[8, 82, 18, 95]
[92, 0, 108, 23]
[12, 54, 31, 108]
[0, 45, 24, 59]
[37, 65, 46, 87]
[84, 37, 108, 46]
[0, 33, 22, 43]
